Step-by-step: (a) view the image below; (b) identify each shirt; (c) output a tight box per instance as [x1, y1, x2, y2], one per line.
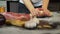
[19, 0, 42, 7]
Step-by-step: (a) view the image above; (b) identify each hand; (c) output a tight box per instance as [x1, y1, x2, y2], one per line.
[30, 8, 44, 17]
[43, 9, 52, 16]
[36, 8, 52, 17]
[35, 8, 44, 16]
[30, 9, 38, 16]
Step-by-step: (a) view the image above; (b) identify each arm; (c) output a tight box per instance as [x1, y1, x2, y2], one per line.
[23, 0, 35, 13]
[42, 0, 49, 9]
[42, 0, 51, 16]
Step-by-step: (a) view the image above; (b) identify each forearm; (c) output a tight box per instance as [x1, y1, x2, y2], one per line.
[42, 0, 49, 9]
[23, 0, 35, 12]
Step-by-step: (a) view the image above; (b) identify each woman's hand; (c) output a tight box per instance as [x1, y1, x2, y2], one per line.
[30, 8, 44, 17]
[43, 9, 52, 16]
[35, 8, 44, 16]
[30, 9, 38, 16]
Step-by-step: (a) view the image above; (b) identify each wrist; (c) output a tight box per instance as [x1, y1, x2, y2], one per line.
[30, 9, 35, 13]
[42, 7, 47, 10]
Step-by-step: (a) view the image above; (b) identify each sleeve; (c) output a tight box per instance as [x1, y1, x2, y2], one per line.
[19, 0, 24, 4]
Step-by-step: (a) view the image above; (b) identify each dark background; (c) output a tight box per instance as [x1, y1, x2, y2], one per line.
[48, 0, 60, 11]
[50, 0, 60, 2]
